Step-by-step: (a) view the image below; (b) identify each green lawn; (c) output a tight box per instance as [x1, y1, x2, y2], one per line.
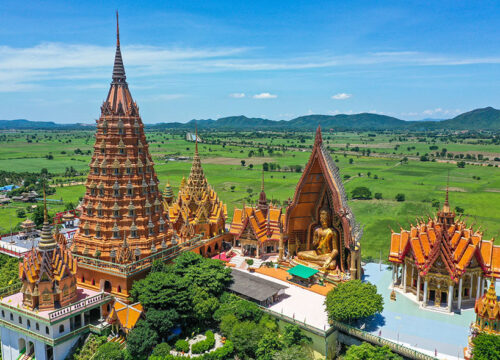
[0, 129, 498, 261]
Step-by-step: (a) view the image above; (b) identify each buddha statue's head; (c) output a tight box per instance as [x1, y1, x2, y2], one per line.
[319, 209, 330, 228]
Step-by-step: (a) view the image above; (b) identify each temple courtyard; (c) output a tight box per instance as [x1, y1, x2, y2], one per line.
[241, 262, 498, 359]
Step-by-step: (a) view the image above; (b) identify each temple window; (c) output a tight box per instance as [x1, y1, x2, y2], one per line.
[59, 324, 64, 333]
[138, 167, 143, 174]
[87, 209, 93, 216]
[129, 209, 134, 217]
[103, 128, 107, 135]
[98, 209, 103, 217]
[0, 310, 3, 318]
[91, 188, 96, 196]
[114, 168, 119, 175]
[149, 227, 154, 236]
[100, 148, 105, 154]
[126, 167, 132, 175]
[138, 148, 143, 154]
[155, 205, 160, 213]
[127, 188, 133, 196]
[103, 168, 108, 175]
[113, 231, 119, 239]
[464, 288, 470, 297]
[146, 166, 151, 173]
[84, 229, 90, 236]
[96, 230, 101, 238]
[118, 128, 124, 135]
[99, 188, 104, 196]
[10, 313, 13, 321]
[46, 326, 49, 335]
[131, 230, 137, 238]
[18, 316, 22, 324]
[114, 189, 120, 197]
[93, 167, 99, 174]
[114, 210, 120, 218]
[159, 224, 164, 232]
[119, 148, 125, 155]
[117, 285, 121, 293]
[145, 207, 150, 215]
[36, 323, 39, 331]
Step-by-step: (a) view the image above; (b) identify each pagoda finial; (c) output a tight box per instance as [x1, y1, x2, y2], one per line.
[43, 182, 48, 223]
[443, 171, 450, 213]
[195, 123, 199, 155]
[261, 169, 265, 192]
[116, 10, 120, 47]
[112, 11, 126, 83]
[315, 125, 323, 145]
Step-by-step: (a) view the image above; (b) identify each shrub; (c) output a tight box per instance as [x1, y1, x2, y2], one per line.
[245, 259, 254, 266]
[151, 343, 171, 357]
[174, 339, 189, 353]
[191, 330, 215, 354]
[395, 193, 405, 202]
[374, 193, 382, 200]
[16, 209, 26, 218]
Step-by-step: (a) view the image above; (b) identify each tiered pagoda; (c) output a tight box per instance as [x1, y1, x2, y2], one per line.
[229, 173, 285, 257]
[19, 192, 78, 311]
[72, 14, 171, 299]
[464, 280, 500, 359]
[164, 135, 227, 241]
[389, 188, 500, 312]
[285, 126, 362, 280]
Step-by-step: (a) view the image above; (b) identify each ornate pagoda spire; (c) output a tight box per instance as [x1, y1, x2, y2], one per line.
[112, 11, 126, 83]
[438, 174, 455, 226]
[258, 170, 268, 215]
[73, 14, 171, 298]
[315, 125, 323, 145]
[186, 125, 208, 198]
[39, 185, 56, 251]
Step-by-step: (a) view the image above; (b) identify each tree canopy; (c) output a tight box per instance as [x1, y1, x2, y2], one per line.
[344, 342, 402, 360]
[325, 280, 383, 323]
[351, 187, 372, 200]
[471, 333, 500, 360]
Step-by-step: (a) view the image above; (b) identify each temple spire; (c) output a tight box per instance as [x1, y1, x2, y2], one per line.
[38, 184, 56, 251]
[195, 123, 199, 155]
[112, 11, 126, 83]
[261, 169, 265, 192]
[443, 172, 450, 213]
[315, 125, 323, 145]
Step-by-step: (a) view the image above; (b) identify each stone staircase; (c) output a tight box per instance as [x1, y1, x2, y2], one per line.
[108, 334, 126, 349]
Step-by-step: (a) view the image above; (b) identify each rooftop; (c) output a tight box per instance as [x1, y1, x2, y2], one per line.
[287, 264, 319, 279]
[230, 269, 288, 302]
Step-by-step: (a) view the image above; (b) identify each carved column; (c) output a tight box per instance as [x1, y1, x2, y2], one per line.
[416, 274, 421, 301]
[423, 279, 428, 306]
[476, 274, 482, 299]
[350, 249, 357, 280]
[392, 266, 396, 287]
[458, 277, 463, 310]
[448, 283, 454, 312]
[278, 233, 284, 262]
[403, 262, 407, 292]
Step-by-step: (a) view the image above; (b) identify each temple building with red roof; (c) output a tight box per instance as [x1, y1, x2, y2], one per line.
[229, 173, 285, 257]
[389, 188, 500, 312]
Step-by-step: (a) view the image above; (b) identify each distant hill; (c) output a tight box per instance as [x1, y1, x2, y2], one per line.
[2, 107, 500, 131]
[0, 119, 93, 130]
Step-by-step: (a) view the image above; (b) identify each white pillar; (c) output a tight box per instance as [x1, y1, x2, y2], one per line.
[458, 278, 463, 310]
[392, 266, 396, 286]
[423, 280, 428, 306]
[411, 265, 414, 288]
[416, 274, 421, 301]
[476, 275, 482, 299]
[403, 263, 407, 292]
[448, 284, 453, 312]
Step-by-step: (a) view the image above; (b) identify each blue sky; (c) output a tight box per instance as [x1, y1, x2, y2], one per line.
[1, 0, 500, 123]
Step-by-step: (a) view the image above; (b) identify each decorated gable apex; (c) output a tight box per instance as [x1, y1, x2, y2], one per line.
[285, 126, 362, 250]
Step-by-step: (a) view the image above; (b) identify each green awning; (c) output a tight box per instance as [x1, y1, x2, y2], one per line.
[287, 264, 318, 279]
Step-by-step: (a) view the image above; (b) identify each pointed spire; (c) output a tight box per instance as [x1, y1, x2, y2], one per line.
[315, 125, 323, 145]
[112, 11, 126, 83]
[261, 169, 265, 192]
[443, 171, 450, 213]
[39, 183, 56, 251]
[195, 123, 199, 155]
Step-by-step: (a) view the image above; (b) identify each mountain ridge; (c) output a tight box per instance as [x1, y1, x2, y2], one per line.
[1, 107, 500, 130]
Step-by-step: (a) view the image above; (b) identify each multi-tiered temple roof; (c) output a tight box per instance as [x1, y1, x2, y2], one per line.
[19, 191, 78, 310]
[389, 190, 500, 282]
[73, 14, 170, 265]
[164, 134, 226, 240]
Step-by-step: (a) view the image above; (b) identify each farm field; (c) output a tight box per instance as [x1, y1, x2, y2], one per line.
[0, 129, 498, 260]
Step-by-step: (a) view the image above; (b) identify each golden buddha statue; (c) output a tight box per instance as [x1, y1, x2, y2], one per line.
[297, 209, 339, 271]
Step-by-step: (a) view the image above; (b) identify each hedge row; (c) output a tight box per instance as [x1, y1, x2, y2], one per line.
[174, 339, 189, 353]
[191, 331, 215, 354]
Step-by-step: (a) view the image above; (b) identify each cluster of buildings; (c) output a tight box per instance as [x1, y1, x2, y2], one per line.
[0, 15, 498, 360]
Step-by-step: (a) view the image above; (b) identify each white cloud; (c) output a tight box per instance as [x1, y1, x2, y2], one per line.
[253, 92, 277, 99]
[229, 92, 245, 98]
[331, 93, 352, 100]
[422, 108, 461, 116]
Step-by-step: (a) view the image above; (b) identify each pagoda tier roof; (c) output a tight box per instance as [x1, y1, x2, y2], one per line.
[389, 212, 500, 281]
[107, 298, 143, 333]
[475, 281, 500, 321]
[229, 205, 284, 244]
